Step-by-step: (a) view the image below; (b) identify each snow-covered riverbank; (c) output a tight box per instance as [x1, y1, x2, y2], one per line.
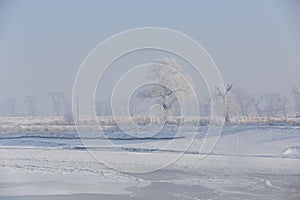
[1, 116, 300, 134]
[0, 125, 300, 199]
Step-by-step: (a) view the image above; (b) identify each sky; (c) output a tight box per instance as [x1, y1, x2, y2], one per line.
[0, 0, 300, 114]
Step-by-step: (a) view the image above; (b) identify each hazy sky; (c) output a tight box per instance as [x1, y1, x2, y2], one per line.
[0, 0, 300, 114]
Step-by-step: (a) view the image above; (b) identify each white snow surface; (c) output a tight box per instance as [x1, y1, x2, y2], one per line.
[0, 124, 299, 199]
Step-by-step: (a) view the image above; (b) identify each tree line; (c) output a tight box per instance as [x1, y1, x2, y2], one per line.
[206, 85, 300, 122]
[0, 92, 71, 119]
[1, 58, 300, 123]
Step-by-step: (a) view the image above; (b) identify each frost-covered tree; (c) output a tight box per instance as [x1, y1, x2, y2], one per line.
[273, 95, 288, 117]
[250, 94, 287, 117]
[199, 96, 211, 117]
[48, 91, 65, 116]
[63, 103, 74, 124]
[251, 96, 263, 117]
[259, 93, 287, 117]
[215, 84, 234, 122]
[137, 58, 193, 118]
[95, 100, 112, 116]
[0, 102, 3, 116]
[4, 98, 17, 117]
[292, 87, 300, 116]
[24, 96, 37, 116]
[232, 88, 252, 117]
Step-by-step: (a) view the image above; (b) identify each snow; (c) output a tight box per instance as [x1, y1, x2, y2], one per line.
[0, 122, 299, 199]
[283, 146, 300, 155]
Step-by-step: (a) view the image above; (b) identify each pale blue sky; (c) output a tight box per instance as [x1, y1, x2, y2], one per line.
[0, 0, 300, 113]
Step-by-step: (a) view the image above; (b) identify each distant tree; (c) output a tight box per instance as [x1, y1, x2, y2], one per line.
[24, 96, 37, 116]
[232, 88, 252, 117]
[292, 87, 300, 116]
[48, 91, 64, 116]
[137, 58, 193, 118]
[95, 100, 112, 116]
[5, 98, 17, 116]
[215, 83, 233, 122]
[260, 93, 287, 117]
[251, 96, 263, 117]
[0, 102, 3, 116]
[63, 103, 74, 124]
[199, 96, 211, 117]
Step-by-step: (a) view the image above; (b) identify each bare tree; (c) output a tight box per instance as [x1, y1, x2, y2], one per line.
[0, 102, 3, 116]
[63, 103, 74, 124]
[215, 83, 233, 122]
[24, 96, 37, 116]
[251, 96, 263, 117]
[259, 93, 287, 117]
[275, 95, 288, 117]
[292, 87, 300, 116]
[232, 88, 252, 117]
[199, 96, 211, 117]
[48, 91, 65, 116]
[4, 98, 17, 117]
[137, 58, 193, 118]
[95, 100, 112, 116]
